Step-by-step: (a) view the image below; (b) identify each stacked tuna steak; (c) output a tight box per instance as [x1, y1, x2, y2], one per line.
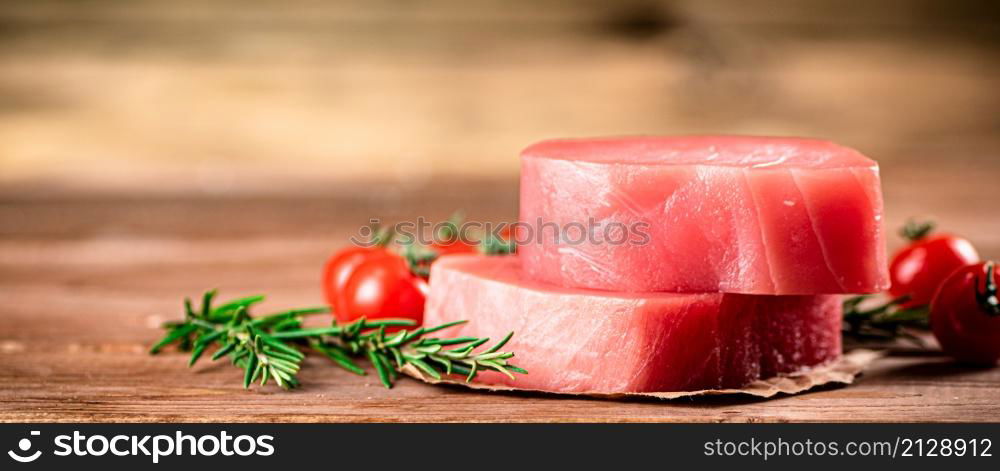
[426, 136, 888, 393]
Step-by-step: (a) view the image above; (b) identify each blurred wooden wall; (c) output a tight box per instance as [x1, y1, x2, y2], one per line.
[0, 0, 998, 195]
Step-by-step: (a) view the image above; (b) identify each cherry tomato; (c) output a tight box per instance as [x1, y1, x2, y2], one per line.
[930, 261, 1000, 365]
[336, 255, 427, 326]
[431, 214, 476, 256]
[499, 225, 515, 241]
[889, 234, 979, 307]
[430, 240, 477, 256]
[321, 246, 394, 309]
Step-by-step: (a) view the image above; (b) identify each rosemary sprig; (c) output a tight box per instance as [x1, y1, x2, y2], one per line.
[150, 290, 526, 389]
[274, 319, 527, 388]
[841, 294, 930, 346]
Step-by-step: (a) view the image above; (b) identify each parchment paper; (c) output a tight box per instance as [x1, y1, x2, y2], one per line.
[402, 349, 883, 400]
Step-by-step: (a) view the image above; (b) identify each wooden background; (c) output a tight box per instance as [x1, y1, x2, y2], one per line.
[1, 0, 999, 422]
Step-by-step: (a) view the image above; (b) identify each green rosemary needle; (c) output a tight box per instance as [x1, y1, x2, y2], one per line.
[150, 290, 526, 389]
[841, 294, 930, 346]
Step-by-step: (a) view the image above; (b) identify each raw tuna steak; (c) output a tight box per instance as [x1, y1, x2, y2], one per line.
[424, 255, 842, 394]
[519, 135, 888, 294]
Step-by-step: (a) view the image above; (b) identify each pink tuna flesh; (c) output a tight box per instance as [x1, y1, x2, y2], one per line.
[518, 135, 888, 294]
[424, 255, 843, 394]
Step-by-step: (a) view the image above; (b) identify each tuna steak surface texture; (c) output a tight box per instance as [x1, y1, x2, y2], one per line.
[519, 135, 888, 294]
[425, 255, 842, 394]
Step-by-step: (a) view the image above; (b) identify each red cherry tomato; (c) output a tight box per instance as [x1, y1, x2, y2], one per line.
[336, 255, 427, 326]
[889, 234, 979, 307]
[430, 240, 477, 256]
[499, 225, 515, 241]
[321, 246, 394, 308]
[930, 261, 1000, 365]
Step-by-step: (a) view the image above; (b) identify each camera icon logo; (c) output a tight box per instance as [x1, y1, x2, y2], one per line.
[8, 431, 41, 463]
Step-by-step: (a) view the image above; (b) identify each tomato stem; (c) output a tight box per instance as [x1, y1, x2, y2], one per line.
[899, 219, 935, 242]
[478, 233, 517, 255]
[371, 224, 396, 248]
[976, 261, 1000, 317]
[401, 242, 437, 278]
[437, 210, 465, 243]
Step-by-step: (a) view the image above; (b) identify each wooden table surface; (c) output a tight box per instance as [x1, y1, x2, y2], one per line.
[2, 0, 999, 423]
[2, 170, 999, 423]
